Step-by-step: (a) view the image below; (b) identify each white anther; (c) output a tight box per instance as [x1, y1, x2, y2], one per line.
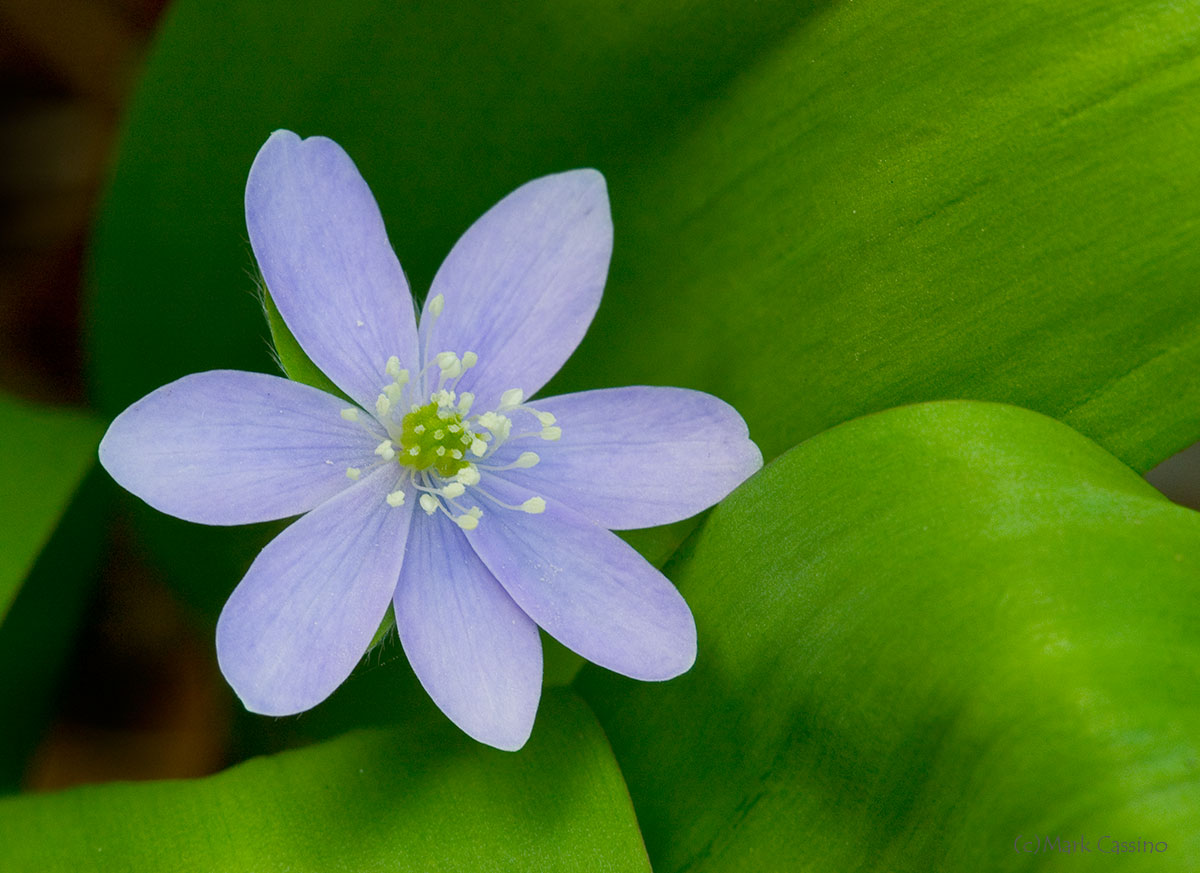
[436, 446, 446, 457]
[468, 506, 483, 519]
[345, 467, 361, 481]
[535, 411, 556, 426]
[385, 383, 404, 403]
[394, 369, 410, 385]
[414, 424, 426, 434]
[428, 293, 444, 317]
[541, 426, 562, 441]
[433, 429, 445, 440]
[420, 494, 439, 515]
[385, 356, 403, 378]
[470, 438, 488, 457]
[432, 389, 455, 408]
[450, 449, 463, 459]
[441, 482, 466, 498]
[375, 394, 392, 417]
[456, 465, 481, 486]
[499, 388, 525, 410]
[478, 411, 507, 431]
[520, 497, 546, 514]
[386, 490, 406, 507]
[340, 408, 360, 422]
[375, 440, 396, 461]
[436, 351, 459, 370]
[454, 513, 479, 531]
[461, 351, 478, 368]
[457, 393, 475, 414]
[514, 451, 540, 468]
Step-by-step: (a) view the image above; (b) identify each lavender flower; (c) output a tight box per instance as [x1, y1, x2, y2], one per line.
[99, 131, 762, 750]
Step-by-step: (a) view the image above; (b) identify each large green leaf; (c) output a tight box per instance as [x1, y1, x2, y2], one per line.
[0, 394, 102, 623]
[85, 0, 1200, 636]
[577, 401, 1200, 871]
[0, 688, 651, 871]
[89, 0, 1200, 471]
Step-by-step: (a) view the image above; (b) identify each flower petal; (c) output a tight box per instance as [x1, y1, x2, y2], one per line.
[216, 465, 413, 716]
[394, 511, 542, 751]
[246, 130, 419, 408]
[465, 477, 696, 681]
[421, 170, 611, 409]
[494, 386, 762, 529]
[99, 370, 380, 525]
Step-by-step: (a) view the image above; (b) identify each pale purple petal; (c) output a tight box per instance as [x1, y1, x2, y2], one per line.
[99, 370, 380, 525]
[494, 386, 762, 529]
[420, 170, 611, 409]
[216, 466, 413, 715]
[394, 511, 542, 751]
[246, 130, 419, 408]
[465, 477, 696, 681]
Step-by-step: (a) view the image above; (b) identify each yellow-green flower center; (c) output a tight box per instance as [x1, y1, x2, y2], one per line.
[397, 401, 472, 477]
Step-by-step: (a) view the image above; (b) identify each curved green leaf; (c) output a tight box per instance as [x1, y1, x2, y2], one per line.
[0, 688, 651, 872]
[577, 401, 1200, 871]
[0, 394, 101, 623]
[89, 0, 1200, 471]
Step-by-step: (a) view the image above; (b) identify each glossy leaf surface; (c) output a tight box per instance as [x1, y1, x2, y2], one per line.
[579, 402, 1200, 871]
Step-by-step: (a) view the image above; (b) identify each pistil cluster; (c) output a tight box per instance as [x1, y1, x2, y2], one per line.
[339, 294, 559, 531]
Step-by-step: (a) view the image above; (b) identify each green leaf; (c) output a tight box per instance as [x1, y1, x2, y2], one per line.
[0, 688, 652, 872]
[263, 290, 345, 398]
[89, 0, 1200, 472]
[85, 0, 1200, 618]
[577, 401, 1200, 871]
[0, 394, 102, 623]
[0, 470, 110, 791]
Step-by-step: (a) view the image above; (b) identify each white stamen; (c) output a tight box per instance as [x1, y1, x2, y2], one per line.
[345, 467, 361, 480]
[340, 408, 360, 422]
[468, 506, 483, 519]
[432, 389, 456, 408]
[394, 369, 410, 386]
[535, 411, 556, 426]
[514, 451, 540, 468]
[454, 513, 478, 531]
[470, 438, 488, 457]
[385, 356, 403, 378]
[385, 383, 404, 403]
[541, 426, 562, 441]
[499, 388, 525, 410]
[520, 497, 546, 514]
[478, 411, 509, 432]
[461, 351, 478, 369]
[456, 465, 481, 486]
[420, 494, 439, 515]
[386, 490, 406, 507]
[428, 293, 444, 317]
[441, 482, 466, 498]
[375, 440, 396, 461]
[436, 351, 459, 370]
[376, 394, 392, 417]
[457, 393, 475, 415]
